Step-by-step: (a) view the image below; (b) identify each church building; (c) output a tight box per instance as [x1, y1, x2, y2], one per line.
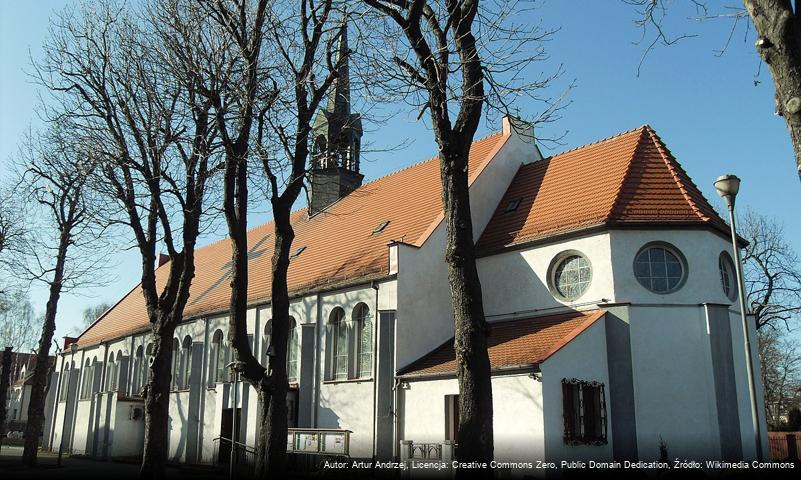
[41, 26, 768, 473]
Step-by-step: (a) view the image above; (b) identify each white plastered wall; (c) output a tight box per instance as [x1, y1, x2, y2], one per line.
[395, 124, 538, 371]
[315, 283, 379, 458]
[540, 318, 613, 463]
[478, 232, 614, 318]
[400, 373, 544, 464]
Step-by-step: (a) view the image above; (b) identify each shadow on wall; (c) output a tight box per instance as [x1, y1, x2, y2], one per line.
[316, 406, 342, 431]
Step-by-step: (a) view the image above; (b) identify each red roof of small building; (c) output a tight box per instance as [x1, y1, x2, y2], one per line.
[399, 310, 607, 377]
[476, 125, 729, 254]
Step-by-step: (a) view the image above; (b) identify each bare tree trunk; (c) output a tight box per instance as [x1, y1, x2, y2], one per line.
[22, 230, 69, 466]
[263, 206, 293, 474]
[440, 141, 494, 468]
[366, 0, 495, 470]
[140, 320, 177, 479]
[745, 0, 801, 179]
[0, 347, 11, 442]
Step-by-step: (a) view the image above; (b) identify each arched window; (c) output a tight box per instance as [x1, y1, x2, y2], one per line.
[59, 363, 71, 402]
[115, 351, 123, 392]
[210, 330, 231, 384]
[353, 303, 372, 378]
[263, 320, 272, 366]
[287, 317, 298, 382]
[328, 308, 348, 380]
[171, 338, 179, 390]
[145, 343, 153, 386]
[180, 336, 192, 390]
[105, 355, 116, 392]
[132, 346, 144, 395]
[80, 358, 93, 400]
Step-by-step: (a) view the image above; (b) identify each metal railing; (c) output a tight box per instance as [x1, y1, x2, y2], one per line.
[212, 436, 256, 477]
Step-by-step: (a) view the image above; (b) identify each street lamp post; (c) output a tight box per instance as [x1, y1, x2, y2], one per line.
[226, 360, 246, 480]
[57, 342, 78, 466]
[714, 174, 763, 461]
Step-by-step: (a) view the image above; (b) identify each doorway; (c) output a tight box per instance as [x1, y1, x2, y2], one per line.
[218, 408, 242, 465]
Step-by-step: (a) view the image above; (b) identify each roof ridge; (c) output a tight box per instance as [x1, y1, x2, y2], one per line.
[357, 130, 505, 187]
[643, 126, 716, 223]
[548, 124, 649, 159]
[188, 132, 506, 250]
[605, 126, 650, 222]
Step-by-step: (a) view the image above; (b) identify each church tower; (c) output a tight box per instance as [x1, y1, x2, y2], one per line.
[308, 21, 363, 215]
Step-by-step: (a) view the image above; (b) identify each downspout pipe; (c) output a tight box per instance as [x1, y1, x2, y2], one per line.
[371, 281, 380, 459]
[198, 316, 209, 462]
[312, 293, 323, 427]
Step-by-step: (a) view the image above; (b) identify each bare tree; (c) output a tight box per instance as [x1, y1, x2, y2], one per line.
[758, 328, 801, 429]
[362, 0, 558, 469]
[0, 192, 26, 299]
[627, 0, 801, 180]
[153, 0, 349, 472]
[0, 290, 37, 352]
[740, 209, 801, 330]
[9, 123, 109, 466]
[32, 1, 222, 476]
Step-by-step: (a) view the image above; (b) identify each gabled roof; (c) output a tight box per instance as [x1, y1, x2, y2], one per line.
[398, 310, 607, 378]
[76, 133, 509, 347]
[8, 352, 55, 386]
[477, 126, 730, 254]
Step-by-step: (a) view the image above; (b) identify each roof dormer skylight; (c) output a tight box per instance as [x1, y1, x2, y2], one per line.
[504, 199, 521, 213]
[372, 220, 391, 236]
[290, 246, 306, 260]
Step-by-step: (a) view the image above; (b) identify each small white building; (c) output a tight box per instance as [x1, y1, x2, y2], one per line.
[4, 352, 55, 440]
[43, 51, 768, 473]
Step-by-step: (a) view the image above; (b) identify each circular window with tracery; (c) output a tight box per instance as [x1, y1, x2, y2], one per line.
[550, 252, 592, 301]
[633, 243, 687, 294]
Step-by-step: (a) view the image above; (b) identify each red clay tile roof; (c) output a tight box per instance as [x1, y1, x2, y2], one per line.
[76, 133, 509, 347]
[399, 310, 607, 377]
[477, 126, 729, 253]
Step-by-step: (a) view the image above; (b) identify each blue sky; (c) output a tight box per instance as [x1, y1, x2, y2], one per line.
[1, 1, 799, 343]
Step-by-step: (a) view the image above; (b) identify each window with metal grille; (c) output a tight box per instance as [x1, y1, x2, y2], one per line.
[354, 303, 372, 378]
[79, 358, 94, 400]
[562, 378, 607, 445]
[332, 309, 348, 380]
[59, 364, 72, 402]
[180, 336, 192, 390]
[287, 317, 298, 382]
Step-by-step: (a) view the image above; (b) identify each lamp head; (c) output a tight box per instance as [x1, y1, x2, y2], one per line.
[69, 342, 78, 354]
[714, 174, 740, 209]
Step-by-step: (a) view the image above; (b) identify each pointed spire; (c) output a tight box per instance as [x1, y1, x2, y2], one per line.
[329, 19, 351, 117]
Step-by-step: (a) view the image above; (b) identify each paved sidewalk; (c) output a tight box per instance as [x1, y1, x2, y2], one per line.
[0, 445, 225, 479]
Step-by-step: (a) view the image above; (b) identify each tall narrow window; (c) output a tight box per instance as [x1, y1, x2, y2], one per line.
[171, 338, 179, 390]
[180, 336, 192, 390]
[132, 346, 143, 395]
[114, 351, 123, 392]
[80, 358, 93, 400]
[213, 331, 232, 383]
[210, 330, 223, 385]
[328, 308, 348, 380]
[354, 303, 372, 378]
[106, 356, 116, 392]
[287, 317, 298, 382]
[144, 343, 153, 386]
[59, 364, 71, 402]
